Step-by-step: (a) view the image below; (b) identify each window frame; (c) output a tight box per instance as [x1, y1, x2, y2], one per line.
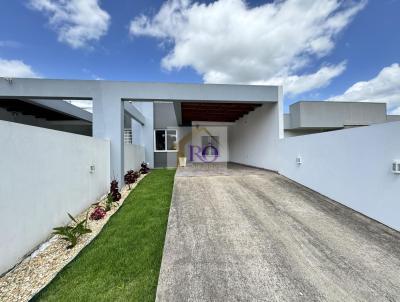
[154, 129, 178, 152]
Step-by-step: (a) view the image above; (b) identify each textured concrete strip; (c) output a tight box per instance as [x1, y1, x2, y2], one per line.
[156, 167, 400, 302]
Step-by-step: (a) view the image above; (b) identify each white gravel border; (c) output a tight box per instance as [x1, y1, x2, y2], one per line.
[0, 173, 148, 302]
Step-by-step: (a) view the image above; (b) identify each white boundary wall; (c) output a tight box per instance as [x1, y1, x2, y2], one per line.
[279, 121, 400, 231]
[124, 143, 145, 172]
[0, 121, 110, 274]
[229, 103, 281, 171]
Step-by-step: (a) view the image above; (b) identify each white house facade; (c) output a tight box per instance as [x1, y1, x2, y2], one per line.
[0, 77, 399, 274]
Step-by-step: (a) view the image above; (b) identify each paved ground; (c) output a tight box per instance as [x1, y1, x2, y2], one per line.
[156, 164, 400, 302]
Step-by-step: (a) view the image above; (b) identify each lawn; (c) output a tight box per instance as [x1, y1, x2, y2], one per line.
[32, 169, 176, 302]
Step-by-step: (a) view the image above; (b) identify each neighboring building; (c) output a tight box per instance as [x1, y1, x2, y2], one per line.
[0, 98, 139, 140]
[0, 98, 92, 136]
[284, 101, 400, 137]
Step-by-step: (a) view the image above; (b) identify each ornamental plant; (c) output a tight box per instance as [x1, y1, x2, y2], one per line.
[124, 170, 139, 189]
[105, 179, 121, 211]
[53, 213, 92, 249]
[90, 206, 106, 220]
[109, 180, 121, 202]
[140, 162, 150, 174]
[105, 194, 114, 212]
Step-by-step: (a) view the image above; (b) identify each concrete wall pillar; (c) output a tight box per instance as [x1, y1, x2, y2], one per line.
[124, 113, 132, 129]
[93, 93, 124, 183]
[140, 102, 154, 168]
[277, 86, 284, 139]
[131, 119, 143, 146]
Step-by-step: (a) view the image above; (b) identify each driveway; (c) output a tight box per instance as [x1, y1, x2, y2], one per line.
[156, 164, 400, 301]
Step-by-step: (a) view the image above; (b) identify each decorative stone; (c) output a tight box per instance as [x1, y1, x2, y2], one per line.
[0, 174, 147, 302]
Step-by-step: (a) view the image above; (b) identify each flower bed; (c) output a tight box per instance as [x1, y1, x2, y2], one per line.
[0, 173, 148, 302]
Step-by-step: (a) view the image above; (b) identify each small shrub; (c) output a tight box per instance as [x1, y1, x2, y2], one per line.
[109, 180, 121, 202]
[140, 162, 150, 174]
[90, 206, 106, 220]
[105, 194, 114, 211]
[104, 179, 121, 212]
[124, 170, 140, 189]
[53, 213, 92, 249]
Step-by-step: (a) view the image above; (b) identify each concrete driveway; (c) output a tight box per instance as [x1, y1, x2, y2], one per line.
[156, 164, 400, 301]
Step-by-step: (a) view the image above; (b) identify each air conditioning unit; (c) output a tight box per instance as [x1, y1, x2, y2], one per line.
[393, 160, 400, 174]
[296, 156, 302, 165]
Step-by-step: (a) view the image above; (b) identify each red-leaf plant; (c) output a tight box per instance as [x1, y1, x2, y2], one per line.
[124, 170, 140, 189]
[90, 206, 106, 220]
[109, 180, 121, 202]
[139, 162, 150, 174]
[104, 179, 121, 211]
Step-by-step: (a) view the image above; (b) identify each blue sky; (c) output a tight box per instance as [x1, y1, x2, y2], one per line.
[0, 0, 399, 113]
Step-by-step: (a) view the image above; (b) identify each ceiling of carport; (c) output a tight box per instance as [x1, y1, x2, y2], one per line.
[181, 102, 261, 125]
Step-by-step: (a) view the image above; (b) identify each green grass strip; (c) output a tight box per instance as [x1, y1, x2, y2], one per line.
[33, 169, 176, 302]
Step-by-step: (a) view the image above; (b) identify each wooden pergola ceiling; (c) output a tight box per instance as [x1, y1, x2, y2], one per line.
[181, 102, 262, 124]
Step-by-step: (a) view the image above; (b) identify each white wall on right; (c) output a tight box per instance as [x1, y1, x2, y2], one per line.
[279, 121, 400, 231]
[229, 103, 280, 171]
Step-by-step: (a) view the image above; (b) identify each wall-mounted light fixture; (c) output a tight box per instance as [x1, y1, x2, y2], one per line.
[296, 156, 302, 165]
[393, 160, 400, 174]
[90, 164, 96, 174]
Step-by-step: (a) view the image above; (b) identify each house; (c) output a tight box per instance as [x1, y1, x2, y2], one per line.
[2, 81, 397, 173]
[0, 77, 399, 274]
[0, 78, 283, 181]
[284, 101, 400, 137]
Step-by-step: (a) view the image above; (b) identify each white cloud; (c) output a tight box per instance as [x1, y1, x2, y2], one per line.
[391, 107, 400, 115]
[327, 63, 400, 114]
[29, 0, 110, 49]
[0, 58, 39, 78]
[253, 62, 347, 95]
[129, 0, 366, 95]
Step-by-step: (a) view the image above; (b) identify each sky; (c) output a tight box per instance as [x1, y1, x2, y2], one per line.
[0, 0, 399, 113]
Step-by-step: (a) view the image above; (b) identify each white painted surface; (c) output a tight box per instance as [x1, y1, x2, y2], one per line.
[131, 118, 143, 146]
[124, 143, 145, 172]
[0, 78, 280, 104]
[0, 121, 110, 274]
[140, 102, 155, 168]
[190, 126, 228, 163]
[288, 101, 387, 129]
[229, 103, 281, 171]
[279, 121, 400, 231]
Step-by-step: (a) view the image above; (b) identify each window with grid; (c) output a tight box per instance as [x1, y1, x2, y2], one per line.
[124, 129, 133, 144]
